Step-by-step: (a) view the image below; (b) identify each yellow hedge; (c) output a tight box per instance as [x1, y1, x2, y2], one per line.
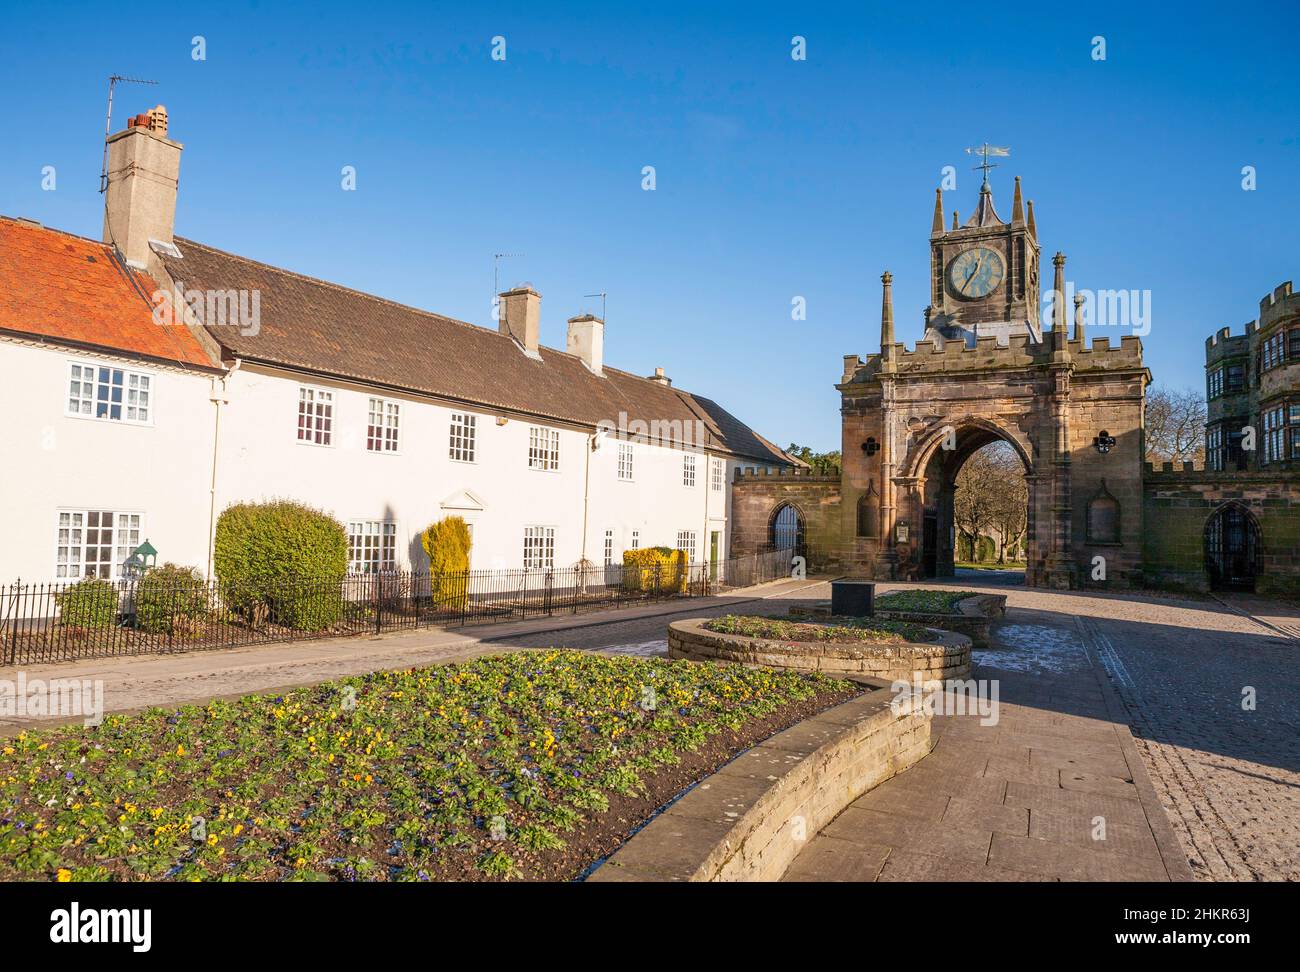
[622, 547, 689, 593]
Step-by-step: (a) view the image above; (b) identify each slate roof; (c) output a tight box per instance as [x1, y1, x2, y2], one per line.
[0, 217, 216, 369]
[159, 237, 796, 465]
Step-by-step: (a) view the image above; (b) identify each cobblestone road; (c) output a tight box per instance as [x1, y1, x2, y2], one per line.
[492, 579, 1300, 881]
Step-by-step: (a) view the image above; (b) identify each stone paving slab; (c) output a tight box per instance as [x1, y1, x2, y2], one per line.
[781, 602, 1194, 882]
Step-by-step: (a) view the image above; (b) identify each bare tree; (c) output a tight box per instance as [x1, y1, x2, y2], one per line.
[1145, 386, 1206, 467]
[955, 442, 1027, 563]
[987, 446, 1028, 563]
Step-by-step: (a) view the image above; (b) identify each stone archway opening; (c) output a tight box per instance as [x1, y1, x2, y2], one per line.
[918, 425, 1032, 581]
[1204, 503, 1261, 592]
[769, 503, 806, 557]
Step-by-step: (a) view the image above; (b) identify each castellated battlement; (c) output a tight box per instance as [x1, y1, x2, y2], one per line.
[733, 467, 839, 483]
[1259, 279, 1297, 327]
[1205, 324, 1256, 350]
[1144, 461, 1204, 475]
[841, 333, 1143, 382]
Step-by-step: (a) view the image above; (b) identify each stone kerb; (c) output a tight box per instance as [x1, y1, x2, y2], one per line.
[667, 617, 972, 681]
[588, 683, 932, 882]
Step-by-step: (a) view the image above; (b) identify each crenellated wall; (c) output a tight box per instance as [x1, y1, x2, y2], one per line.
[729, 469, 841, 568]
[1142, 464, 1300, 594]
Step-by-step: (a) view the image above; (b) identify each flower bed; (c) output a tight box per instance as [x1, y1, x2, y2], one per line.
[873, 590, 983, 614]
[704, 614, 935, 644]
[788, 589, 1008, 649]
[0, 650, 857, 882]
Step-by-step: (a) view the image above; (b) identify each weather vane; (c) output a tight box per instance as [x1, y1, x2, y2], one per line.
[965, 143, 1010, 187]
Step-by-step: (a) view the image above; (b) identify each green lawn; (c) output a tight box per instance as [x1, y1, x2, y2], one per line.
[874, 590, 983, 614]
[0, 650, 849, 882]
[705, 614, 933, 643]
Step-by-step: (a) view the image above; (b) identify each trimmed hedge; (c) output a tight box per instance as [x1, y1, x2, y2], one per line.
[135, 563, 209, 635]
[58, 578, 119, 629]
[421, 516, 471, 610]
[214, 500, 349, 630]
[622, 546, 688, 593]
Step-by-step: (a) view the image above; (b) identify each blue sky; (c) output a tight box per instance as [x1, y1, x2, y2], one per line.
[2, 0, 1297, 451]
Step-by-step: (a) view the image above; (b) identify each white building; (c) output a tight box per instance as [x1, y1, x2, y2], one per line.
[0, 106, 795, 584]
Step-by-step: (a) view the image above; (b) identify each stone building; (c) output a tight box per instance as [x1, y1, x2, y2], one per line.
[1143, 283, 1300, 593]
[731, 177, 1300, 594]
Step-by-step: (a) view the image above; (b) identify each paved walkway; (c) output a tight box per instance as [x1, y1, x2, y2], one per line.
[0, 576, 819, 734]
[782, 582, 1300, 882]
[783, 602, 1190, 881]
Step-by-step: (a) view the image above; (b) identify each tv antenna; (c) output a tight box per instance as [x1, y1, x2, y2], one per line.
[493, 252, 524, 297]
[583, 291, 607, 321]
[100, 75, 159, 193]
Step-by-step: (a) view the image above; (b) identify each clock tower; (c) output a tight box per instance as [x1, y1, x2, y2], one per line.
[925, 174, 1042, 346]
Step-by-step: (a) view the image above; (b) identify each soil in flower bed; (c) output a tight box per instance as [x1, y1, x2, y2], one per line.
[873, 590, 983, 614]
[704, 614, 935, 644]
[0, 650, 859, 882]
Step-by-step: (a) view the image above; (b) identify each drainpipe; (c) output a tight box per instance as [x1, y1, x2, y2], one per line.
[581, 431, 594, 566]
[206, 358, 240, 579]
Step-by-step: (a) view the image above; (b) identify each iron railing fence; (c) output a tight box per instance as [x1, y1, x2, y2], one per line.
[0, 549, 797, 666]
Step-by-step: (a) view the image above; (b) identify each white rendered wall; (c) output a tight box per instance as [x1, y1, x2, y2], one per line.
[213, 363, 740, 574]
[0, 339, 217, 582]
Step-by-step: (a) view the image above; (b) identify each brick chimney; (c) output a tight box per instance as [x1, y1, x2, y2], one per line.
[647, 367, 671, 387]
[499, 286, 541, 359]
[102, 105, 181, 278]
[566, 314, 604, 376]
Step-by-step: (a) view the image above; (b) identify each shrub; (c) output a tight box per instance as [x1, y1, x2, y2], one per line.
[135, 563, 210, 635]
[214, 500, 348, 630]
[58, 578, 119, 629]
[622, 546, 687, 593]
[421, 516, 471, 610]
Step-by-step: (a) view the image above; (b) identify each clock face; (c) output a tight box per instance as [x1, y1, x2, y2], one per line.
[948, 246, 1005, 299]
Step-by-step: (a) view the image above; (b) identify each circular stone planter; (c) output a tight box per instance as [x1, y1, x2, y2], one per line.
[668, 618, 972, 681]
[789, 592, 1006, 650]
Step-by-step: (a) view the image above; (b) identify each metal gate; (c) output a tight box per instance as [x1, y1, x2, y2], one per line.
[1205, 504, 1260, 592]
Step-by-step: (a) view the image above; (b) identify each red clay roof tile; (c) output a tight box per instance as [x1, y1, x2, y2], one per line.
[0, 216, 215, 368]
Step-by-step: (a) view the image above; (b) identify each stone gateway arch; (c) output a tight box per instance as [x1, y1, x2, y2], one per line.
[731, 176, 1150, 590]
[732, 176, 1300, 593]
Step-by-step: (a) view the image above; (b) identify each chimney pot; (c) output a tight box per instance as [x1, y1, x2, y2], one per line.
[647, 367, 671, 386]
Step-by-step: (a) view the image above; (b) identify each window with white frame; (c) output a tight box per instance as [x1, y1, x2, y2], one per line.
[55, 510, 141, 579]
[347, 520, 397, 573]
[630, 530, 640, 550]
[1263, 405, 1285, 464]
[449, 412, 477, 462]
[1206, 425, 1224, 472]
[683, 454, 697, 487]
[297, 387, 334, 445]
[529, 426, 560, 471]
[711, 458, 724, 491]
[604, 529, 614, 566]
[67, 362, 151, 423]
[617, 442, 634, 481]
[1262, 332, 1285, 372]
[1207, 368, 1223, 400]
[676, 530, 696, 560]
[367, 398, 400, 453]
[523, 526, 555, 568]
